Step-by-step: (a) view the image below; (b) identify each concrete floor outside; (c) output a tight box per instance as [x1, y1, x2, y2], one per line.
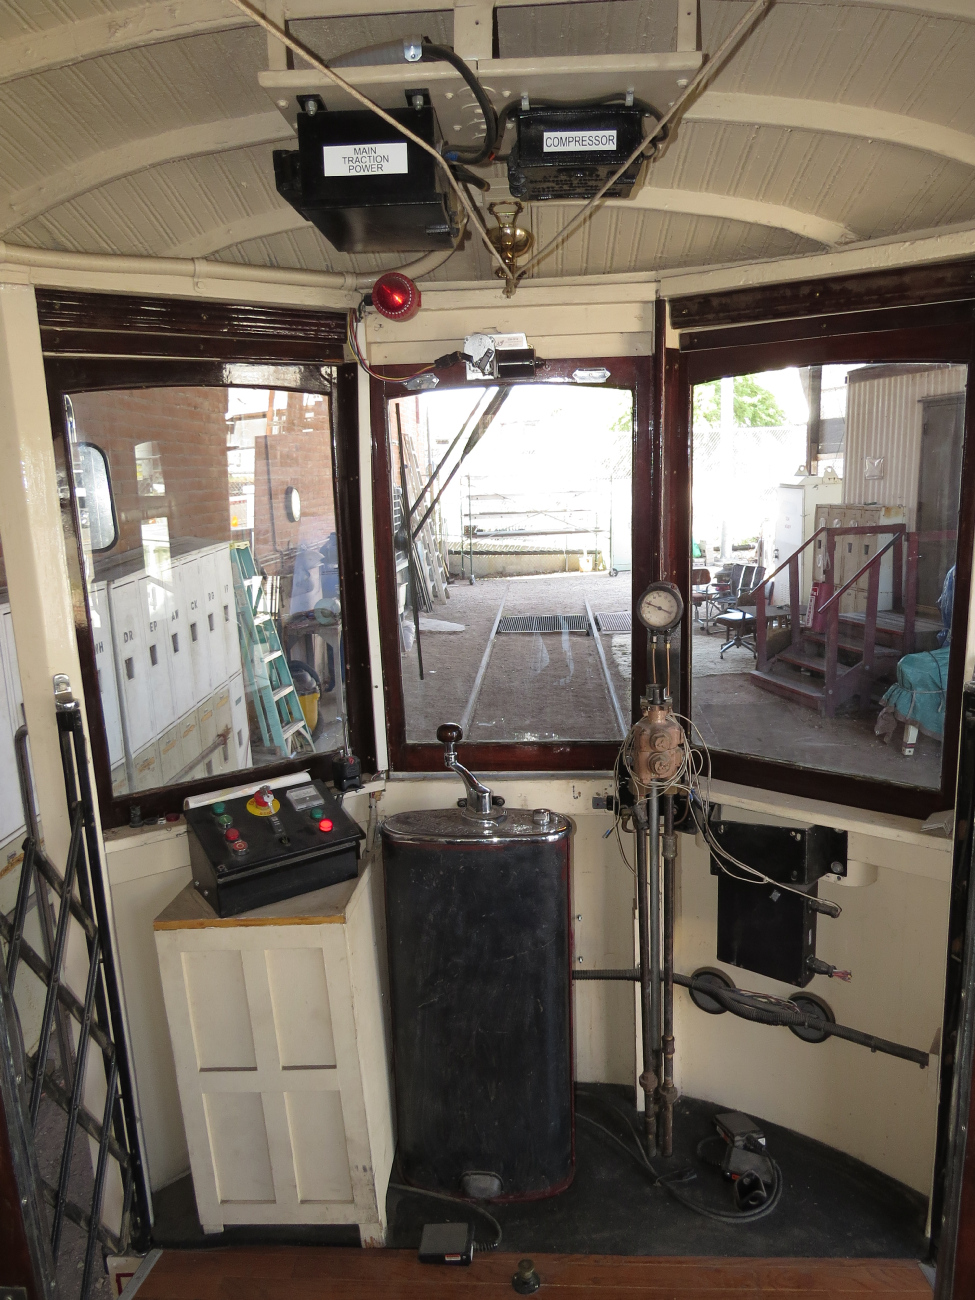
[400, 571, 942, 790]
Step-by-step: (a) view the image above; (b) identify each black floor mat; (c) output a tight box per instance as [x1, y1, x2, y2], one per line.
[384, 1089, 929, 1258]
[149, 1087, 928, 1258]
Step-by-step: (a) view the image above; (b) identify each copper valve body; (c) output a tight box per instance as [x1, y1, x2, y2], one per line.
[631, 703, 684, 784]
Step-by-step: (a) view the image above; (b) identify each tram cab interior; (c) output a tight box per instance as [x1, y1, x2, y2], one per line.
[4, 3, 975, 1298]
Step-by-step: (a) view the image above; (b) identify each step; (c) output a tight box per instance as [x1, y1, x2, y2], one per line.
[775, 650, 859, 677]
[802, 631, 871, 655]
[253, 612, 272, 625]
[749, 668, 825, 709]
[263, 649, 283, 664]
[803, 631, 899, 659]
[774, 650, 838, 676]
[281, 719, 309, 741]
[272, 685, 295, 701]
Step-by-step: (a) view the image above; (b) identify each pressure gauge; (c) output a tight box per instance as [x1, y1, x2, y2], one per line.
[636, 582, 684, 633]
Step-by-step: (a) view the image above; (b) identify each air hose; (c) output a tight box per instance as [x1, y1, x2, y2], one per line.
[388, 1182, 503, 1251]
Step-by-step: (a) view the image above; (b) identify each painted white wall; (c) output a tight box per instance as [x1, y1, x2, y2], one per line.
[0, 243, 972, 1223]
[673, 791, 951, 1196]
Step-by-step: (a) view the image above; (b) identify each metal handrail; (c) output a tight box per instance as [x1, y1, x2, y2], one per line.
[748, 521, 909, 596]
[818, 531, 903, 615]
[747, 526, 825, 593]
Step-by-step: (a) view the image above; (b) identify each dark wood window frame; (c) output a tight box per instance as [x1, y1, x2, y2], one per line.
[371, 354, 656, 773]
[663, 292, 975, 820]
[37, 290, 374, 829]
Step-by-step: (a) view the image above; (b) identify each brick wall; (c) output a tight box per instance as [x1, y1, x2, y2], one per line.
[71, 387, 231, 556]
[252, 390, 336, 569]
[70, 386, 336, 569]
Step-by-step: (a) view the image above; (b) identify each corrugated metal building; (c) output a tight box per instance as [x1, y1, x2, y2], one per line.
[844, 363, 968, 528]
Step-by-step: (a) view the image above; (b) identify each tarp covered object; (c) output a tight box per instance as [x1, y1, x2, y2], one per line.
[877, 648, 949, 740]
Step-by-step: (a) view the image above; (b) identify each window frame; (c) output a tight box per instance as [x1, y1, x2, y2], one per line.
[665, 298, 975, 820]
[40, 292, 372, 829]
[371, 354, 656, 773]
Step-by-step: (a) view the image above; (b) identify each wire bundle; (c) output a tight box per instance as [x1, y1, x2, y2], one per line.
[575, 1091, 783, 1224]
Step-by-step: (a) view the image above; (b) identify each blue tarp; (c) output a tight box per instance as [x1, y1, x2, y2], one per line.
[880, 647, 950, 738]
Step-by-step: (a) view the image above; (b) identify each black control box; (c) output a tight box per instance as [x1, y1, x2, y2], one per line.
[273, 101, 459, 252]
[185, 779, 363, 918]
[507, 105, 646, 201]
[710, 821, 847, 987]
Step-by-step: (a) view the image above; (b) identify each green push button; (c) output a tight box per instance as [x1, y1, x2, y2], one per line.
[310, 807, 325, 821]
[216, 813, 233, 827]
[212, 802, 226, 815]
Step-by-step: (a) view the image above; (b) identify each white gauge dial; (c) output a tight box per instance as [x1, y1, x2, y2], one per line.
[636, 582, 684, 632]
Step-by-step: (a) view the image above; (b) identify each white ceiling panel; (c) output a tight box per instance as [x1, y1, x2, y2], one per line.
[0, 27, 267, 193]
[496, 1, 677, 58]
[1, 1, 974, 283]
[702, 1, 975, 130]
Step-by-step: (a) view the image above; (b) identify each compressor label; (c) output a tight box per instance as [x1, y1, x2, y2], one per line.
[322, 142, 409, 176]
[542, 130, 617, 153]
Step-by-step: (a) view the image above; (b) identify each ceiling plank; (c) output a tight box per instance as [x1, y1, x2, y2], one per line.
[0, 1, 248, 87]
[283, 0, 973, 16]
[685, 92, 975, 169]
[166, 208, 311, 258]
[0, 113, 293, 237]
[617, 186, 855, 246]
[176, 185, 852, 263]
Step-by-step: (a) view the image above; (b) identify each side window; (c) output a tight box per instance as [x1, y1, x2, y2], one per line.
[67, 383, 346, 799]
[690, 361, 968, 793]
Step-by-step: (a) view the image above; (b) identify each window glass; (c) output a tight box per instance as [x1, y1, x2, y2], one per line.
[389, 382, 633, 745]
[67, 384, 346, 797]
[691, 363, 967, 789]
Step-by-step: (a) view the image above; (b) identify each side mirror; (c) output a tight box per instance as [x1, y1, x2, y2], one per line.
[75, 442, 118, 552]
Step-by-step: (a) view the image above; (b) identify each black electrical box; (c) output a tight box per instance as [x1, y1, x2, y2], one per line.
[710, 820, 846, 987]
[186, 779, 362, 917]
[507, 105, 647, 201]
[273, 101, 460, 252]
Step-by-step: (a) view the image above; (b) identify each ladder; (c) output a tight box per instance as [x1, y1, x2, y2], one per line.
[401, 427, 450, 607]
[230, 543, 313, 757]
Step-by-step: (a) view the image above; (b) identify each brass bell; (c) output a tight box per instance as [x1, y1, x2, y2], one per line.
[487, 201, 534, 279]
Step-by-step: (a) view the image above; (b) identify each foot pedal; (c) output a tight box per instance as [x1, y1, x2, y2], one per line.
[418, 1222, 475, 1265]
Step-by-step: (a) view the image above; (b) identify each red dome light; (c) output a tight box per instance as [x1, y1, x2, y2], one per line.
[318, 817, 334, 833]
[371, 272, 421, 322]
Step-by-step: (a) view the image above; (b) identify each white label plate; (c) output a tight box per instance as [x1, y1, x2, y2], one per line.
[542, 130, 617, 153]
[322, 142, 408, 176]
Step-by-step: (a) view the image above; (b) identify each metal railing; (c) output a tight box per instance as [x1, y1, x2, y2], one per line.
[754, 525, 906, 698]
[0, 682, 149, 1299]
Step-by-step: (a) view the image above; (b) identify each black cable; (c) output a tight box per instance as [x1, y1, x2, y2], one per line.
[575, 1093, 782, 1224]
[388, 1181, 503, 1251]
[659, 1152, 784, 1224]
[449, 162, 491, 191]
[421, 43, 498, 164]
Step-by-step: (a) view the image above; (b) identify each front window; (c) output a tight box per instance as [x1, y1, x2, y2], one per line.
[387, 380, 634, 749]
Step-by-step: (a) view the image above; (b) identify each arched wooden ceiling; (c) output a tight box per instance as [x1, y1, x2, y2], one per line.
[2, 0, 974, 283]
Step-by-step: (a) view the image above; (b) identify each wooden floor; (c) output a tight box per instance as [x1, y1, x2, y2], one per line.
[135, 1248, 932, 1299]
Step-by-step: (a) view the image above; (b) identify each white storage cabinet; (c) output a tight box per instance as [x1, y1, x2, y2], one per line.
[154, 867, 393, 1245]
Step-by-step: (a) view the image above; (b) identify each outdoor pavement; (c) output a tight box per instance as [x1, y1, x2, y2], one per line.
[400, 571, 942, 791]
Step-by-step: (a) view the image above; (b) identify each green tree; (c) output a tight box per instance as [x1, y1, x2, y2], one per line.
[693, 375, 786, 427]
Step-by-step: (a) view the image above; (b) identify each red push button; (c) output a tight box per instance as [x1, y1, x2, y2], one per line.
[318, 818, 333, 833]
[225, 828, 239, 842]
[230, 839, 248, 853]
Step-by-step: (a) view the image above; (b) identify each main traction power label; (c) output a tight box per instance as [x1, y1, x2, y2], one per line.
[542, 130, 618, 153]
[322, 142, 409, 176]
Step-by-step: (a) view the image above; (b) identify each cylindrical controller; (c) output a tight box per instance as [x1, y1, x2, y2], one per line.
[382, 807, 573, 1200]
